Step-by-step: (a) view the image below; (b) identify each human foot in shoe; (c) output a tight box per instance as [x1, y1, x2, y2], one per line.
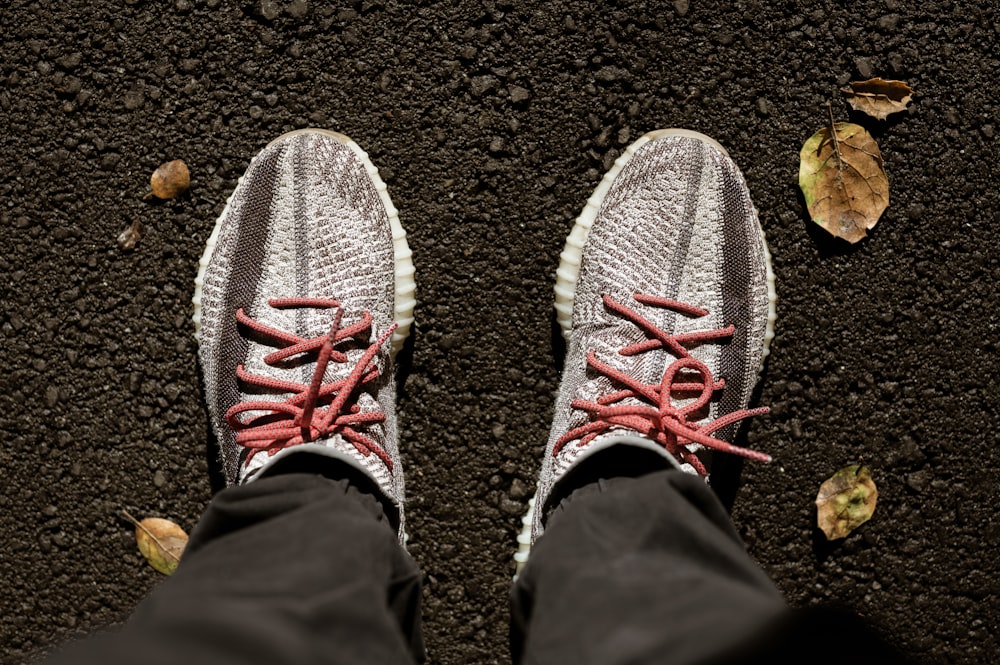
[516, 129, 776, 569]
[193, 129, 416, 539]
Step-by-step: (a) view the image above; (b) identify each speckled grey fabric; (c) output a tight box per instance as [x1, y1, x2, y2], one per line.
[533, 134, 771, 542]
[197, 131, 406, 539]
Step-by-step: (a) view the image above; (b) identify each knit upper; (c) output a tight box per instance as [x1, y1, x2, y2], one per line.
[533, 134, 772, 542]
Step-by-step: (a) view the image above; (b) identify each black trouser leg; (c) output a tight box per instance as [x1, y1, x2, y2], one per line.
[49, 473, 423, 665]
[510, 470, 788, 665]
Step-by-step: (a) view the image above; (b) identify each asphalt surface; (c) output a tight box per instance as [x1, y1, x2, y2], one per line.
[2, 1, 998, 663]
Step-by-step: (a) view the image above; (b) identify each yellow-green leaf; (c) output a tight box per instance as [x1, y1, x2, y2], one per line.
[123, 511, 188, 575]
[815, 465, 878, 540]
[150, 159, 190, 199]
[799, 123, 888, 243]
[842, 78, 913, 121]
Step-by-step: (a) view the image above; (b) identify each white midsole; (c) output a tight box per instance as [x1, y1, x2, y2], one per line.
[516, 129, 778, 576]
[190, 129, 416, 357]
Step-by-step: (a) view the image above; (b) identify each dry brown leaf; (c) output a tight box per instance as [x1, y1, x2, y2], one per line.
[150, 159, 190, 199]
[798, 118, 889, 243]
[116, 220, 143, 250]
[815, 465, 878, 540]
[842, 78, 913, 121]
[123, 510, 188, 575]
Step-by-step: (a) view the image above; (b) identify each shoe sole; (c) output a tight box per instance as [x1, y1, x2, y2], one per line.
[191, 129, 417, 357]
[514, 129, 777, 576]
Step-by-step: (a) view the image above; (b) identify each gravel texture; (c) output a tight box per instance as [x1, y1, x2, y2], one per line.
[2, 1, 998, 663]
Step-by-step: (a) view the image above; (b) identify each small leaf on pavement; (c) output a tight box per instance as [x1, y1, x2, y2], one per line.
[815, 465, 878, 540]
[123, 510, 188, 575]
[842, 78, 913, 121]
[799, 119, 889, 243]
[116, 220, 143, 251]
[150, 159, 190, 199]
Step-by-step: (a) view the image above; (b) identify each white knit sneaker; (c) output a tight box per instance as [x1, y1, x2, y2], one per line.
[516, 129, 776, 569]
[192, 129, 416, 540]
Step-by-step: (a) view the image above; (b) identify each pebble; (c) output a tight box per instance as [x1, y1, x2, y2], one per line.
[509, 85, 530, 103]
[674, 0, 689, 16]
[99, 153, 121, 170]
[855, 57, 874, 79]
[153, 469, 167, 488]
[877, 14, 900, 32]
[907, 203, 925, 220]
[488, 137, 507, 155]
[260, 0, 280, 20]
[499, 497, 523, 516]
[602, 149, 618, 171]
[60, 77, 82, 96]
[286, 0, 308, 18]
[470, 75, 499, 97]
[906, 470, 932, 493]
[56, 53, 81, 70]
[123, 90, 144, 110]
[595, 66, 627, 82]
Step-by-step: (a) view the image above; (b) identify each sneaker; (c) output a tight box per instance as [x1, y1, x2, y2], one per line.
[516, 129, 776, 569]
[192, 129, 416, 539]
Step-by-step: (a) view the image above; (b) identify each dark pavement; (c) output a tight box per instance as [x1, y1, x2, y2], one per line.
[2, 1, 998, 663]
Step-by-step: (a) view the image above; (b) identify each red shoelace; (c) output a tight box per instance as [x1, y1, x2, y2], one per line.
[553, 293, 770, 476]
[225, 297, 396, 469]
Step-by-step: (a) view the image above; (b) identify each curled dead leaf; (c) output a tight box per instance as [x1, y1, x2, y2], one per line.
[116, 220, 143, 251]
[815, 465, 878, 540]
[150, 159, 190, 199]
[798, 120, 888, 243]
[842, 78, 913, 121]
[123, 510, 188, 575]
